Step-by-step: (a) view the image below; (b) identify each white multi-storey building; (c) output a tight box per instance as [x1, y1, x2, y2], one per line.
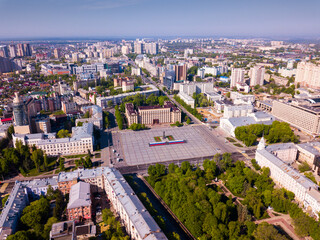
[131, 67, 141, 76]
[230, 92, 255, 105]
[13, 123, 94, 156]
[178, 82, 219, 108]
[223, 104, 254, 118]
[76, 105, 103, 130]
[103, 168, 167, 240]
[295, 62, 320, 89]
[256, 138, 320, 216]
[230, 68, 245, 88]
[250, 66, 265, 86]
[220, 111, 275, 137]
[144, 42, 159, 55]
[0, 182, 29, 240]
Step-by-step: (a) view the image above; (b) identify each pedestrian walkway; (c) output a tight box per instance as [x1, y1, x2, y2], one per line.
[0, 182, 8, 193]
[255, 211, 303, 240]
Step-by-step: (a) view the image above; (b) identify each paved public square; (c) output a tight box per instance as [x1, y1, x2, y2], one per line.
[120, 125, 218, 166]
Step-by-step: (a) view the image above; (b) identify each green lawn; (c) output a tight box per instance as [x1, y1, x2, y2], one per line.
[226, 137, 236, 143]
[22, 156, 57, 177]
[167, 135, 174, 140]
[154, 136, 161, 142]
[233, 143, 243, 148]
[64, 154, 87, 159]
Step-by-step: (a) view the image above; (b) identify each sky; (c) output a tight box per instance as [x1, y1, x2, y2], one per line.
[0, 0, 320, 39]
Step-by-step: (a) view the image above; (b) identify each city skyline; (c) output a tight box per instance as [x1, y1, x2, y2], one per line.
[0, 0, 320, 39]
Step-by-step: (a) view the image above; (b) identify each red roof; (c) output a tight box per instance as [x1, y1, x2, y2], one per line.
[1, 118, 12, 122]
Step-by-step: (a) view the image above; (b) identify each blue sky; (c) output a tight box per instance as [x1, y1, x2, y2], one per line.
[0, 0, 319, 38]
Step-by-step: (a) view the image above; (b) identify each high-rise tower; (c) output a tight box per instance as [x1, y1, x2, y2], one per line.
[13, 92, 27, 126]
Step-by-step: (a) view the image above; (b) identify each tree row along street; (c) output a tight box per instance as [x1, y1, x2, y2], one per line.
[138, 175, 195, 240]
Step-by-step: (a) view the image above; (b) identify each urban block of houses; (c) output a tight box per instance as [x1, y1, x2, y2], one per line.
[1, 167, 168, 240]
[178, 82, 222, 108]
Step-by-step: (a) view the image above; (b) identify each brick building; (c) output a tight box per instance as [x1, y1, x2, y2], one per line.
[67, 182, 92, 221]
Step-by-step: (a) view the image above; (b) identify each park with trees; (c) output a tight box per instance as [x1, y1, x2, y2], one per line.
[192, 92, 213, 108]
[100, 208, 129, 240]
[235, 121, 298, 147]
[0, 140, 57, 179]
[147, 153, 320, 240]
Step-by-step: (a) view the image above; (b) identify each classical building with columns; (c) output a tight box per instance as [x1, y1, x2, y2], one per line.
[125, 101, 181, 126]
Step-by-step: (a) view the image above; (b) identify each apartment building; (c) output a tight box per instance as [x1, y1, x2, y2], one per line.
[62, 101, 78, 114]
[102, 168, 167, 240]
[178, 91, 195, 108]
[58, 167, 167, 240]
[256, 138, 320, 216]
[295, 62, 320, 89]
[250, 66, 265, 86]
[125, 103, 138, 126]
[58, 168, 105, 194]
[223, 104, 254, 118]
[0, 182, 29, 240]
[175, 64, 188, 81]
[23, 177, 58, 197]
[145, 42, 159, 55]
[178, 82, 218, 108]
[76, 105, 103, 130]
[2, 167, 167, 240]
[230, 68, 245, 87]
[272, 100, 320, 135]
[114, 77, 134, 92]
[230, 92, 255, 105]
[35, 118, 51, 133]
[296, 142, 320, 173]
[67, 182, 92, 221]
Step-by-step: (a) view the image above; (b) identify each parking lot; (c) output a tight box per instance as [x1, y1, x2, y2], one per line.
[120, 125, 219, 166]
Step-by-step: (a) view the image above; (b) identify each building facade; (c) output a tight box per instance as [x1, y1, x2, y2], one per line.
[13, 123, 94, 156]
[67, 182, 92, 221]
[256, 138, 320, 216]
[295, 62, 320, 89]
[0, 182, 29, 240]
[272, 100, 320, 135]
[230, 68, 245, 88]
[125, 101, 181, 126]
[250, 66, 265, 86]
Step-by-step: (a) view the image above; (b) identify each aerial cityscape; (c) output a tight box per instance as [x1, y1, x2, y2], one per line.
[0, 0, 320, 240]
